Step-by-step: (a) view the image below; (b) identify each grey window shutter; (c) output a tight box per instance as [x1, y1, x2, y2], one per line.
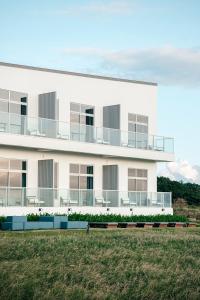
[103, 105, 120, 146]
[103, 104, 120, 129]
[38, 91, 57, 119]
[38, 92, 57, 138]
[38, 159, 54, 188]
[103, 165, 118, 190]
[38, 159, 54, 206]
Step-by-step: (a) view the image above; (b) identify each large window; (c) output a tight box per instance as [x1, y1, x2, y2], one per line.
[69, 164, 93, 190]
[0, 88, 28, 134]
[128, 168, 147, 191]
[128, 113, 148, 148]
[0, 88, 27, 115]
[0, 158, 27, 187]
[70, 102, 95, 142]
[70, 102, 94, 126]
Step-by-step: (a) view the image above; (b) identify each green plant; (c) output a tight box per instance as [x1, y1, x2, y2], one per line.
[158, 176, 200, 205]
[0, 216, 6, 223]
[68, 213, 188, 222]
[27, 213, 50, 221]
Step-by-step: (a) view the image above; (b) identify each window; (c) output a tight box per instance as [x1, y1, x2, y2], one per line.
[9, 173, 22, 187]
[128, 113, 148, 134]
[0, 158, 9, 169]
[69, 164, 93, 190]
[0, 88, 27, 116]
[128, 168, 147, 191]
[10, 159, 24, 170]
[128, 113, 148, 148]
[10, 91, 27, 103]
[0, 158, 27, 187]
[54, 162, 58, 189]
[70, 102, 95, 142]
[0, 100, 9, 112]
[0, 172, 8, 186]
[70, 175, 79, 189]
[70, 102, 94, 126]
[0, 89, 9, 100]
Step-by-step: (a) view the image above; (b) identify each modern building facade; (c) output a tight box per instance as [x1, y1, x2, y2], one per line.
[0, 62, 174, 215]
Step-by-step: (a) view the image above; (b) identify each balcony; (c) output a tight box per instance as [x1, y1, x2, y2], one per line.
[0, 187, 172, 208]
[0, 112, 174, 155]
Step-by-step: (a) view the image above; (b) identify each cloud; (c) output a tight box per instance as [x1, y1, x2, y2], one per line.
[54, 1, 136, 16]
[158, 160, 200, 184]
[62, 46, 200, 87]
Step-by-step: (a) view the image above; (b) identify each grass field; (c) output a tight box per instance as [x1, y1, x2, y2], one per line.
[0, 229, 200, 300]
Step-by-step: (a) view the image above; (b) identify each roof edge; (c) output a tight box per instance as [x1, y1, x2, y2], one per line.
[0, 61, 157, 86]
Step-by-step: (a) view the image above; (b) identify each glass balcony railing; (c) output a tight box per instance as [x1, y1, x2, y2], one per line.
[0, 112, 174, 153]
[0, 187, 172, 208]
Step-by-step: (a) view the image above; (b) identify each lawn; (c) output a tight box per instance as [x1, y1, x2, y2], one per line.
[0, 229, 200, 300]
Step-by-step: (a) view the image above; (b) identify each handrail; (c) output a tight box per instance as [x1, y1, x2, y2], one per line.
[0, 111, 174, 153]
[0, 187, 172, 208]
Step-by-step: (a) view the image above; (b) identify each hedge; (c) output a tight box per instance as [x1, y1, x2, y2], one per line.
[0, 213, 188, 224]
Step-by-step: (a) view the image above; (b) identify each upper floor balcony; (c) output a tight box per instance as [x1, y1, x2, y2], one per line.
[0, 111, 174, 162]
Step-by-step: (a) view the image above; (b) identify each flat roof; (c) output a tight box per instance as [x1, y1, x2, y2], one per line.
[0, 61, 157, 86]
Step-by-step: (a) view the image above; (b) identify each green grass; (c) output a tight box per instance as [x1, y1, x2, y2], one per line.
[0, 229, 200, 300]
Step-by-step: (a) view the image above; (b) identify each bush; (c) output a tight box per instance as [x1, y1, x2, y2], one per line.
[0, 213, 188, 224]
[27, 213, 50, 221]
[68, 213, 188, 222]
[0, 216, 6, 223]
[158, 176, 200, 206]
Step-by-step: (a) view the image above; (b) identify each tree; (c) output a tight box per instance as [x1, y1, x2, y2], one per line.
[157, 177, 200, 205]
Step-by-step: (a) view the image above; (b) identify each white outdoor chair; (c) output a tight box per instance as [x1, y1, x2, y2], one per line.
[29, 130, 46, 137]
[57, 133, 69, 140]
[60, 196, 78, 206]
[95, 196, 111, 206]
[27, 195, 44, 206]
[121, 197, 130, 206]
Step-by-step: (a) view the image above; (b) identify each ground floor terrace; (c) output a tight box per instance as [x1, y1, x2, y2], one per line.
[0, 148, 172, 215]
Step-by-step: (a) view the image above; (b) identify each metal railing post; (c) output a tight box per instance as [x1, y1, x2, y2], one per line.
[6, 187, 8, 206]
[79, 189, 81, 206]
[153, 135, 155, 150]
[93, 190, 95, 207]
[22, 188, 24, 206]
[170, 192, 172, 208]
[8, 112, 10, 133]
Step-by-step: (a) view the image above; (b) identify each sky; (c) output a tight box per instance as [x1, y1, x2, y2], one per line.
[0, 0, 200, 183]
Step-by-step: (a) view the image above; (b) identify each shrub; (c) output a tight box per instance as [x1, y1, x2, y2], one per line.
[0, 213, 188, 224]
[68, 213, 188, 222]
[27, 213, 50, 221]
[0, 216, 6, 223]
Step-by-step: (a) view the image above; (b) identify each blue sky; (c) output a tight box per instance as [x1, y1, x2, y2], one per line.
[0, 0, 200, 182]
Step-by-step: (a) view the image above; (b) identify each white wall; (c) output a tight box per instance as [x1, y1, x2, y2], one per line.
[0, 147, 157, 192]
[0, 64, 157, 134]
[0, 206, 173, 217]
[0, 132, 175, 162]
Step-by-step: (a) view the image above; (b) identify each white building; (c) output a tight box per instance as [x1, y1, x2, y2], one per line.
[0, 62, 174, 216]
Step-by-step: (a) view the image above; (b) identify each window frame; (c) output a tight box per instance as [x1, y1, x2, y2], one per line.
[70, 102, 95, 126]
[69, 163, 94, 190]
[0, 88, 28, 116]
[128, 113, 148, 134]
[128, 168, 148, 192]
[0, 157, 27, 188]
